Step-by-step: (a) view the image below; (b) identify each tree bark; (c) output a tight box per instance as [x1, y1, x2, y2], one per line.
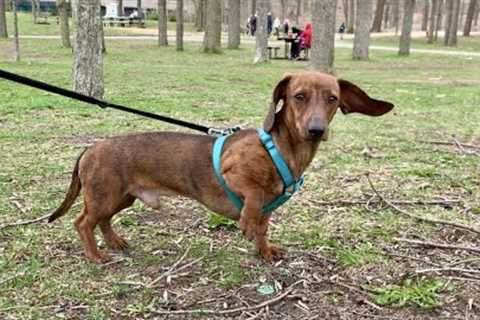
[158, 0, 168, 46]
[353, 0, 373, 60]
[398, 0, 415, 55]
[32, 0, 38, 24]
[203, 0, 222, 53]
[312, 0, 337, 73]
[176, 0, 183, 51]
[447, 0, 460, 46]
[194, 0, 204, 31]
[434, 0, 443, 40]
[280, 0, 286, 21]
[253, 0, 269, 63]
[57, 0, 71, 48]
[427, 0, 438, 43]
[459, 0, 465, 27]
[251, 0, 256, 15]
[463, 0, 478, 36]
[296, 0, 302, 25]
[12, 0, 20, 61]
[371, 0, 386, 32]
[383, 1, 390, 28]
[421, 0, 429, 31]
[347, 0, 354, 33]
[444, 0, 453, 44]
[228, 0, 240, 48]
[0, 0, 8, 38]
[393, 0, 400, 35]
[474, 2, 480, 25]
[72, 0, 104, 99]
[137, 0, 142, 17]
[342, 0, 349, 26]
[117, 0, 123, 16]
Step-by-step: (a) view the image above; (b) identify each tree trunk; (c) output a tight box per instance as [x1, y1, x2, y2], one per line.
[347, 0, 354, 32]
[444, 0, 453, 44]
[280, 0, 286, 21]
[296, 0, 302, 25]
[117, 0, 123, 16]
[32, 0, 37, 24]
[421, 0, 429, 31]
[72, 0, 104, 99]
[253, 0, 268, 63]
[393, 0, 400, 34]
[463, 0, 478, 36]
[353, 0, 372, 60]
[342, 0, 349, 26]
[251, 0, 256, 15]
[427, 0, 438, 43]
[176, 0, 183, 51]
[12, 0, 20, 61]
[137, 0, 142, 16]
[203, 0, 222, 53]
[459, 0, 465, 27]
[194, 0, 204, 31]
[383, 1, 390, 28]
[371, 0, 386, 32]
[57, 0, 71, 48]
[474, 2, 480, 25]
[447, 0, 460, 46]
[228, 0, 240, 48]
[312, 0, 337, 73]
[0, 0, 8, 38]
[434, 0, 443, 40]
[158, 0, 168, 46]
[398, 0, 415, 55]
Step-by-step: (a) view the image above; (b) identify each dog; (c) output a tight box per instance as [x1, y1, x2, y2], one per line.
[49, 71, 394, 263]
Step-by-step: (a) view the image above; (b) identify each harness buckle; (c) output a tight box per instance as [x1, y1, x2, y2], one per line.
[208, 126, 241, 137]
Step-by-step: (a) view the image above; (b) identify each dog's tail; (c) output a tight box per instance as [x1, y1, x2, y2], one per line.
[48, 149, 86, 223]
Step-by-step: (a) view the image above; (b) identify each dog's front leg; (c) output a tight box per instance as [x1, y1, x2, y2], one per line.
[255, 214, 284, 261]
[238, 190, 264, 241]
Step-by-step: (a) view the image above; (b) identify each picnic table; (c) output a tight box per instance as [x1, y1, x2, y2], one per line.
[103, 16, 145, 28]
[268, 36, 309, 60]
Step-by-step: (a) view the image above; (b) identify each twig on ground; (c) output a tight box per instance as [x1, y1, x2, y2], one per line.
[348, 311, 404, 320]
[448, 258, 480, 268]
[152, 279, 305, 316]
[147, 245, 191, 288]
[0, 272, 25, 286]
[415, 267, 480, 275]
[384, 252, 441, 267]
[419, 140, 480, 150]
[366, 174, 480, 236]
[289, 249, 336, 264]
[150, 256, 204, 288]
[394, 238, 480, 255]
[0, 212, 52, 230]
[310, 198, 462, 207]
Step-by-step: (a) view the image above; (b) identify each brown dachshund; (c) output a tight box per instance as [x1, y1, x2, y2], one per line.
[49, 71, 394, 263]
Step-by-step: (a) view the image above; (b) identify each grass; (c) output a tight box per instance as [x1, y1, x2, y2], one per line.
[0, 31, 480, 318]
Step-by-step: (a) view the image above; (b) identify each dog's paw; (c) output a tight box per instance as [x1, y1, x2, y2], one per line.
[106, 236, 129, 251]
[239, 218, 256, 241]
[86, 250, 112, 264]
[259, 244, 285, 261]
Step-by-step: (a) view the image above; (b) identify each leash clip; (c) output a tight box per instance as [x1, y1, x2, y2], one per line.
[208, 126, 241, 137]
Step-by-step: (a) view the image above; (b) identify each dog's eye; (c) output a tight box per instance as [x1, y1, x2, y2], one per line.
[328, 96, 338, 103]
[294, 93, 306, 102]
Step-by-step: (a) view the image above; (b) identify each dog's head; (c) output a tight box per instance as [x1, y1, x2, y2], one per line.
[263, 72, 394, 141]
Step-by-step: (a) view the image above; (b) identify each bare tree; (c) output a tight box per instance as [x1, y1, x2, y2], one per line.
[117, 0, 123, 16]
[463, 0, 478, 36]
[0, 0, 8, 38]
[158, 0, 168, 46]
[176, 0, 183, 51]
[12, 0, 19, 61]
[459, 0, 465, 27]
[57, 0, 71, 48]
[312, 0, 337, 73]
[32, 0, 38, 24]
[446, 0, 460, 46]
[280, 0, 286, 21]
[372, 0, 386, 32]
[203, 0, 222, 53]
[427, 0, 438, 43]
[251, 0, 256, 15]
[342, 0, 349, 26]
[253, 0, 269, 63]
[353, 0, 373, 60]
[72, 0, 104, 99]
[392, 0, 400, 34]
[421, 0, 430, 31]
[398, 0, 415, 55]
[296, 0, 302, 25]
[434, 0, 443, 40]
[137, 0, 142, 17]
[194, 0, 206, 31]
[347, 0, 355, 32]
[383, 0, 390, 28]
[475, 2, 480, 25]
[228, 0, 241, 49]
[444, 0, 453, 44]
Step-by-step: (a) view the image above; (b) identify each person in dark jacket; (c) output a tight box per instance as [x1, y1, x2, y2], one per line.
[267, 12, 273, 35]
[250, 14, 257, 36]
[338, 22, 346, 40]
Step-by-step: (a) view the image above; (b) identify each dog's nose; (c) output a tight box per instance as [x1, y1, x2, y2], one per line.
[308, 127, 325, 137]
[308, 119, 326, 137]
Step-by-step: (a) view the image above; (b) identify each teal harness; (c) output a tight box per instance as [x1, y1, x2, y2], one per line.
[212, 128, 304, 214]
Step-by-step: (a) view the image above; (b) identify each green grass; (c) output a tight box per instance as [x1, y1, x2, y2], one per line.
[1, 32, 480, 318]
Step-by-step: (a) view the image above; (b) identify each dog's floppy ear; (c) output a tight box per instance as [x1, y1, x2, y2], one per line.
[338, 79, 394, 116]
[263, 74, 292, 132]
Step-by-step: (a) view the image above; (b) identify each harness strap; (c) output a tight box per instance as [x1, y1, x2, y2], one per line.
[212, 130, 304, 214]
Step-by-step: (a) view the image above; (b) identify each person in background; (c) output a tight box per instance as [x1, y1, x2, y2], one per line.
[283, 19, 290, 35]
[338, 22, 346, 40]
[273, 17, 281, 38]
[299, 23, 312, 54]
[267, 12, 273, 35]
[289, 26, 303, 59]
[250, 13, 257, 36]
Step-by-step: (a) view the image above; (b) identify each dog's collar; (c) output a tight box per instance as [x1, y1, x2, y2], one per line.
[212, 128, 304, 214]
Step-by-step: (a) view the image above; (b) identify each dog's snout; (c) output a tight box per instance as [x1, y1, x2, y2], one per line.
[307, 119, 326, 137]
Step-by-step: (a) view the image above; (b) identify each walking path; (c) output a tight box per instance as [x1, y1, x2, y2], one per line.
[15, 31, 480, 58]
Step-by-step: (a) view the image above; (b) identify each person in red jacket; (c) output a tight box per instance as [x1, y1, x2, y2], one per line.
[300, 23, 312, 51]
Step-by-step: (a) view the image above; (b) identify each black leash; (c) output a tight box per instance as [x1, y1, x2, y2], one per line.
[0, 69, 240, 136]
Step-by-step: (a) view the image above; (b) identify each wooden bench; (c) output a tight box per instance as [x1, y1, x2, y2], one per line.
[267, 46, 281, 59]
[103, 17, 145, 28]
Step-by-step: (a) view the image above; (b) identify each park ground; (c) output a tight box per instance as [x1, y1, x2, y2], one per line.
[1, 14, 480, 320]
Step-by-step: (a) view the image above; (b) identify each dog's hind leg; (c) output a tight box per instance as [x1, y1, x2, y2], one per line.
[99, 195, 135, 251]
[74, 206, 110, 263]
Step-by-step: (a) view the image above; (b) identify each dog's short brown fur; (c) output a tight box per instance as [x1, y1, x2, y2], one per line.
[49, 72, 394, 263]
